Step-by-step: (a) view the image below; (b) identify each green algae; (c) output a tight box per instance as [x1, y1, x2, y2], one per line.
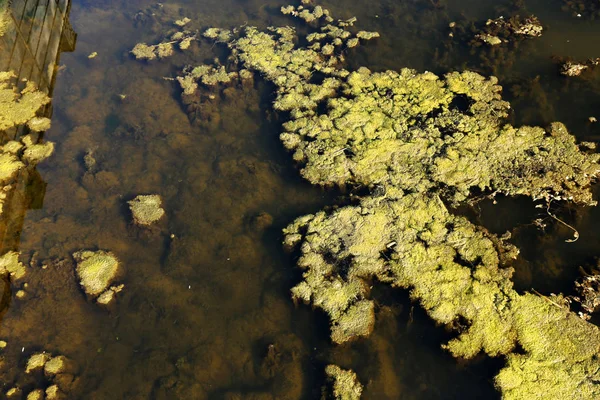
[73, 250, 120, 297]
[0, 251, 26, 280]
[0, 152, 24, 184]
[132, 2, 600, 398]
[25, 353, 51, 373]
[128, 194, 165, 226]
[0, 71, 51, 132]
[131, 25, 196, 61]
[323, 364, 363, 400]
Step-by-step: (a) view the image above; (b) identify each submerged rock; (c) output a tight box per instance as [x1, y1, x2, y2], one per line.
[73, 250, 120, 297]
[25, 352, 51, 373]
[128, 194, 165, 226]
[26, 389, 44, 400]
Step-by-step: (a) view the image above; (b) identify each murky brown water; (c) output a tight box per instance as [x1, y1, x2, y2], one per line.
[1, 0, 600, 398]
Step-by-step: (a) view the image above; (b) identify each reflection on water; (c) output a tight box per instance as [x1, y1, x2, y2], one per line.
[0, 0, 599, 398]
[0, 0, 76, 256]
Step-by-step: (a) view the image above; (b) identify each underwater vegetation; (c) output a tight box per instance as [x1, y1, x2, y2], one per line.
[132, 1, 600, 397]
[126, 0, 600, 396]
[128, 194, 165, 226]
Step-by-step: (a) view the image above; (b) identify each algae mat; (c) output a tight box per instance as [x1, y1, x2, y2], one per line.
[0, 0, 600, 399]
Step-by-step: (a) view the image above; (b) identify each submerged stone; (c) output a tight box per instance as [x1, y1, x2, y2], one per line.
[128, 194, 165, 226]
[73, 250, 120, 296]
[25, 352, 50, 373]
[26, 389, 44, 400]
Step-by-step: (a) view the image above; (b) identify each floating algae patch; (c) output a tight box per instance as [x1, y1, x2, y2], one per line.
[150, 2, 600, 397]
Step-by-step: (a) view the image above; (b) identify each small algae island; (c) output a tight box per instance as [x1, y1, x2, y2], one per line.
[132, 1, 600, 397]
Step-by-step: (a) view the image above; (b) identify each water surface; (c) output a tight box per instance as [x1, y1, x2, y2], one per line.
[1, 0, 600, 398]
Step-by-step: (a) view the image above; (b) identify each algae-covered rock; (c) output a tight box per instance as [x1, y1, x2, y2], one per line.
[322, 365, 363, 400]
[6, 387, 22, 399]
[128, 194, 165, 226]
[26, 117, 51, 132]
[26, 389, 44, 400]
[45, 384, 65, 400]
[44, 355, 77, 377]
[73, 250, 120, 296]
[22, 141, 54, 164]
[25, 352, 51, 373]
[0, 152, 24, 184]
[0, 251, 26, 280]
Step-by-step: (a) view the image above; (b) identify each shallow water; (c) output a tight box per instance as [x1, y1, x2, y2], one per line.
[1, 0, 600, 398]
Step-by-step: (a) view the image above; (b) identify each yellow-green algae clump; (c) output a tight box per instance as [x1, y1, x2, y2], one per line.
[73, 250, 120, 297]
[128, 194, 165, 226]
[0, 251, 26, 280]
[0, 71, 51, 132]
[323, 364, 363, 400]
[153, 2, 600, 398]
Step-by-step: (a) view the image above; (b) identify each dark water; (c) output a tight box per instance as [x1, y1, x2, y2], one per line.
[1, 0, 600, 398]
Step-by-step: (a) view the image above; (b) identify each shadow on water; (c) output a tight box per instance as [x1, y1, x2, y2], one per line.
[0, 0, 599, 398]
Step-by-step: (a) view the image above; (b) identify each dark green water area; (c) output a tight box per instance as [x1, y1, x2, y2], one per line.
[1, 0, 600, 398]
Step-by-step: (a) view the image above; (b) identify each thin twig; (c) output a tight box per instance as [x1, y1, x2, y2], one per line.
[546, 201, 579, 242]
